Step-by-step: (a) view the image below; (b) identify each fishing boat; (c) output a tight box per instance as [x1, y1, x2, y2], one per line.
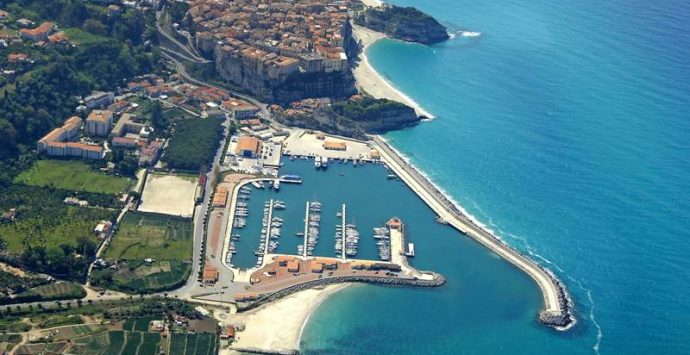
[273, 179, 280, 190]
[315, 156, 322, 169]
[322, 157, 328, 169]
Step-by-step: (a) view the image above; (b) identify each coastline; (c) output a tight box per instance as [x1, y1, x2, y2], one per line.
[351, 24, 436, 119]
[229, 284, 350, 354]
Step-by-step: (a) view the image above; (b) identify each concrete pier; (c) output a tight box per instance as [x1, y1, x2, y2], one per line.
[340, 204, 347, 260]
[371, 136, 574, 329]
[302, 202, 309, 258]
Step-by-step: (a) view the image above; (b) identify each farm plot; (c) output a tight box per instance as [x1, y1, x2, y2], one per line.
[138, 174, 198, 217]
[169, 333, 217, 355]
[94, 212, 192, 293]
[102, 212, 193, 261]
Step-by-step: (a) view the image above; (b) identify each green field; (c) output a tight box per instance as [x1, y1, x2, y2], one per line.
[103, 212, 193, 261]
[169, 333, 217, 355]
[123, 317, 160, 332]
[16, 160, 131, 194]
[32, 282, 85, 298]
[103, 330, 125, 354]
[122, 331, 142, 354]
[63, 28, 110, 45]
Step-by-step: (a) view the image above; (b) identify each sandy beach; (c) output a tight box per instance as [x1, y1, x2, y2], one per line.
[228, 284, 349, 353]
[351, 25, 435, 118]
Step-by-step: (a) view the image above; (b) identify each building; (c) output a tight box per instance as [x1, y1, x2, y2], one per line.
[1, 208, 16, 223]
[36, 116, 104, 160]
[112, 136, 139, 149]
[84, 91, 114, 109]
[19, 22, 56, 41]
[139, 140, 163, 166]
[235, 136, 262, 158]
[112, 113, 146, 137]
[223, 99, 259, 120]
[37, 116, 82, 151]
[7, 53, 27, 62]
[286, 260, 300, 273]
[323, 140, 347, 151]
[86, 110, 114, 137]
[220, 326, 235, 340]
[202, 265, 219, 284]
[0, 10, 9, 21]
[310, 261, 323, 273]
[213, 187, 229, 207]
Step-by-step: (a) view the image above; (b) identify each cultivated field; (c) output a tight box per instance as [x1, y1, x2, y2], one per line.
[102, 212, 193, 261]
[94, 212, 193, 293]
[16, 160, 130, 194]
[138, 174, 198, 218]
[24, 329, 165, 355]
[169, 333, 217, 355]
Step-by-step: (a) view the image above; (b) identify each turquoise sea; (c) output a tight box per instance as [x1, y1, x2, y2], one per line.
[301, 0, 690, 354]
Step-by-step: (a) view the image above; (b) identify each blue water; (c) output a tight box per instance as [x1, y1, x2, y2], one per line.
[301, 0, 690, 354]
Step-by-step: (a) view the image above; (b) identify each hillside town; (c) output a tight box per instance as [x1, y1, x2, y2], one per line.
[190, 0, 354, 80]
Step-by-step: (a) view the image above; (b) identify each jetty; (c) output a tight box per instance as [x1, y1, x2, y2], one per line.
[371, 136, 574, 329]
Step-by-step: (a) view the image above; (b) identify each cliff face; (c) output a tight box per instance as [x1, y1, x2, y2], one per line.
[275, 98, 421, 138]
[214, 48, 356, 104]
[355, 5, 449, 45]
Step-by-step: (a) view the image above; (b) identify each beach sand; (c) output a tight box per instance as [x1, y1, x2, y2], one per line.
[228, 284, 349, 353]
[351, 25, 435, 118]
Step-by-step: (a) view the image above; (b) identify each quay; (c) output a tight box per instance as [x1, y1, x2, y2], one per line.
[371, 136, 574, 329]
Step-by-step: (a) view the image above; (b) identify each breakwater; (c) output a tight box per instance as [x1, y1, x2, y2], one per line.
[371, 136, 574, 329]
[237, 273, 445, 312]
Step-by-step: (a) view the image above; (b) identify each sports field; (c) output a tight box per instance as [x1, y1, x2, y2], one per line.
[16, 160, 130, 194]
[138, 174, 198, 217]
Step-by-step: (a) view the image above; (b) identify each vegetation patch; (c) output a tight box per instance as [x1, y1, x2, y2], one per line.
[0, 185, 116, 280]
[63, 28, 110, 45]
[162, 118, 223, 171]
[16, 160, 131, 194]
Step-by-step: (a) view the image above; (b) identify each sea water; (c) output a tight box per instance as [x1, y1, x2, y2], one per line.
[301, 0, 690, 354]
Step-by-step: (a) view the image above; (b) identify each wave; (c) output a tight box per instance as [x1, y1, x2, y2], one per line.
[567, 276, 604, 354]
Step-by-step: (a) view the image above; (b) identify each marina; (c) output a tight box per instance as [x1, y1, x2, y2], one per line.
[225, 160, 413, 269]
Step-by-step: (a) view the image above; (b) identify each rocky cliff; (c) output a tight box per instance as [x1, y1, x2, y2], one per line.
[275, 97, 421, 139]
[354, 5, 449, 45]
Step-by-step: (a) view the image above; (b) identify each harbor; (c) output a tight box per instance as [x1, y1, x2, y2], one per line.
[225, 159, 405, 270]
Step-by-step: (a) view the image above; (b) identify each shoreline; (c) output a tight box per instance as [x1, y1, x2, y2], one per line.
[371, 135, 575, 330]
[351, 24, 436, 119]
[229, 284, 350, 353]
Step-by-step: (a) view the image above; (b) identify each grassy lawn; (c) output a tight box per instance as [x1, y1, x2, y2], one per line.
[16, 160, 131, 194]
[102, 212, 193, 261]
[63, 28, 110, 45]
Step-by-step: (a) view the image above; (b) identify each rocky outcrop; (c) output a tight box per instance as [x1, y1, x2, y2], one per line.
[274, 97, 421, 139]
[354, 5, 449, 45]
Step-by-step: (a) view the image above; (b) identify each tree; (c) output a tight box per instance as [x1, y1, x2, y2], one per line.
[83, 19, 108, 36]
